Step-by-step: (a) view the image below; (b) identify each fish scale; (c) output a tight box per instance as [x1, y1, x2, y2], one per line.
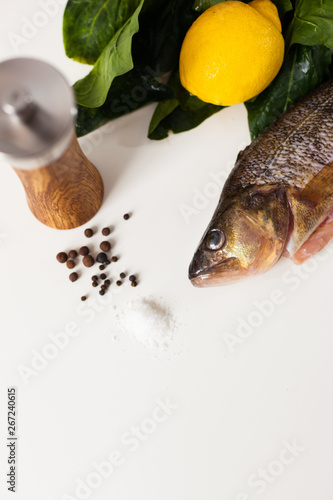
[226, 80, 333, 191]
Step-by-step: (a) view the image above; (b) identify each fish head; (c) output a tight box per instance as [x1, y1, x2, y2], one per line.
[189, 185, 289, 287]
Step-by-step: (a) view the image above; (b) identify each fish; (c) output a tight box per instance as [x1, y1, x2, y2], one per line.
[189, 80, 333, 287]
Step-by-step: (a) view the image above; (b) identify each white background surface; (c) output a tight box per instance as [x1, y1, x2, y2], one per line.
[1, 2, 333, 499]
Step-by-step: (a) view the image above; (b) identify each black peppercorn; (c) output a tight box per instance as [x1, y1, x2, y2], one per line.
[91, 275, 98, 281]
[105, 260, 110, 265]
[129, 275, 136, 282]
[100, 273, 107, 280]
[131, 281, 138, 287]
[111, 256, 118, 262]
[56, 252, 68, 263]
[92, 282, 98, 288]
[69, 272, 78, 282]
[99, 289, 105, 296]
[66, 260, 75, 269]
[101, 284, 107, 291]
[68, 250, 78, 259]
[102, 227, 110, 236]
[120, 272, 126, 279]
[123, 213, 130, 220]
[104, 279, 111, 286]
[83, 255, 94, 268]
[81, 296, 87, 301]
[100, 241, 111, 252]
[79, 246, 90, 256]
[96, 252, 107, 263]
[99, 265, 105, 271]
[84, 228, 93, 238]
[116, 280, 122, 286]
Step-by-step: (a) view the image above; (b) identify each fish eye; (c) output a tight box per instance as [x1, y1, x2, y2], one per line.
[205, 229, 225, 251]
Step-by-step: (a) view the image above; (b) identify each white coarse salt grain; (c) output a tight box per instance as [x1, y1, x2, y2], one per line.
[114, 298, 175, 352]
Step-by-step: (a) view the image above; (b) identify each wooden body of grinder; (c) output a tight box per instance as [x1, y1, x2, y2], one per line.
[0, 58, 104, 230]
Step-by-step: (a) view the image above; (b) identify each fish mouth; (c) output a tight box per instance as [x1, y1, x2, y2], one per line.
[189, 257, 246, 287]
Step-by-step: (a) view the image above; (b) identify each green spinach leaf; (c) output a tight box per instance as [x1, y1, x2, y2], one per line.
[245, 44, 333, 140]
[192, 0, 228, 12]
[271, 0, 293, 19]
[148, 100, 222, 140]
[286, 0, 333, 51]
[148, 99, 179, 136]
[193, 0, 293, 18]
[132, 0, 198, 76]
[148, 72, 222, 140]
[63, 0, 142, 65]
[73, 0, 145, 108]
[76, 68, 174, 137]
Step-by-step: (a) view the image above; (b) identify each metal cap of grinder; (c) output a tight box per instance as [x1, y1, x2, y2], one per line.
[0, 58, 77, 169]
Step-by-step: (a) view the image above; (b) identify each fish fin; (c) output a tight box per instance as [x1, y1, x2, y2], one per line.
[298, 161, 333, 206]
[287, 162, 333, 256]
[292, 216, 333, 264]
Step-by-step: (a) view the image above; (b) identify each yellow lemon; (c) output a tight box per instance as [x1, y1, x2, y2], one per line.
[179, 0, 284, 106]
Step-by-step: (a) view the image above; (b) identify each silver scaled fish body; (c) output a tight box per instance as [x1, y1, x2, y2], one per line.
[189, 80, 333, 286]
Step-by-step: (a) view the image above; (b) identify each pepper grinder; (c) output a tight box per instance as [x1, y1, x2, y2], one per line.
[0, 58, 104, 230]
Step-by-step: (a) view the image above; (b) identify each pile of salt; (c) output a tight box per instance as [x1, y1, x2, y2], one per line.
[114, 298, 175, 352]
